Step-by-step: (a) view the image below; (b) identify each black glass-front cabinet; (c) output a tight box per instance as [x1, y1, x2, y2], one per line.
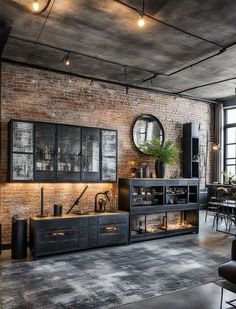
[82, 127, 100, 182]
[57, 125, 81, 181]
[9, 120, 117, 183]
[35, 123, 56, 181]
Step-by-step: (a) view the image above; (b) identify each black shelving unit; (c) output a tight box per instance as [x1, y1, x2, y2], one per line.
[183, 122, 200, 178]
[119, 178, 199, 243]
[9, 119, 117, 183]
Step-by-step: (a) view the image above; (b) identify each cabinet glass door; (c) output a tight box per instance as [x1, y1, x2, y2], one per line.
[81, 128, 100, 181]
[57, 125, 81, 181]
[11, 121, 34, 181]
[35, 123, 56, 181]
[101, 130, 117, 181]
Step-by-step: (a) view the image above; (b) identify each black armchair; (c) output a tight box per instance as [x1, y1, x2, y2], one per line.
[218, 239, 236, 308]
[218, 239, 236, 284]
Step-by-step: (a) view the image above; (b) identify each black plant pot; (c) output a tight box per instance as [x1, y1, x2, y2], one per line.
[155, 161, 165, 178]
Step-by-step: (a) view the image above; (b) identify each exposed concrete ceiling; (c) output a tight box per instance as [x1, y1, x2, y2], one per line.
[1, 0, 236, 101]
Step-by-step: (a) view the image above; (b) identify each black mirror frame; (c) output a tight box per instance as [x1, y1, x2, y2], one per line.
[132, 114, 165, 154]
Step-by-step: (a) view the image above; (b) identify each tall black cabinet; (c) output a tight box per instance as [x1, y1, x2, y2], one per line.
[183, 123, 200, 178]
[9, 120, 117, 183]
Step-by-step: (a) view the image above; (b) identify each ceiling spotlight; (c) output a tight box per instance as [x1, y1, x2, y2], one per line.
[138, 15, 145, 27]
[32, 0, 39, 12]
[63, 52, 71, 66]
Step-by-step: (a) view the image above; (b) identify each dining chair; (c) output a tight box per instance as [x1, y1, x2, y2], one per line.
[205, 186, 218, 227]
[227, 187, 236, 233]
[215, 187, 229, 231]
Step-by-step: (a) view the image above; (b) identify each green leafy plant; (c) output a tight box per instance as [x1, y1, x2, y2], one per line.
[221, 170, 236, 184]
[140, 138, 180, 165]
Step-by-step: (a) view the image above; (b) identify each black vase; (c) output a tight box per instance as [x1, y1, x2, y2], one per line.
[155, 161, 165, 178]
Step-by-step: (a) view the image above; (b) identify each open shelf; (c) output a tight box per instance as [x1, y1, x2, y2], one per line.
[119, 178, 199, 243]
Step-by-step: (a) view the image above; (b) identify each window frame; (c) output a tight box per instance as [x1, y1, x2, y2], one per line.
[224, 107, 236, 177]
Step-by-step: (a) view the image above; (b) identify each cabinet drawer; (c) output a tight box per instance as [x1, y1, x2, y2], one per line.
[37, 231, 57, 254]
[57, 230, 78, 251]
[99, 215, 128, 225]
[37, 229, 78, 254]
[99, 223, 128, 246]
[36, 219, 78, 231]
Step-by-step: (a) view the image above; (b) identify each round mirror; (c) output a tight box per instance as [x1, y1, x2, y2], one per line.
[132, 114, 164, 154]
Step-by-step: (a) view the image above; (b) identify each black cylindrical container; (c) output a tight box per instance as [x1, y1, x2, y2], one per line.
[54, 204, 63, 216]
[11, 217, 27, 259]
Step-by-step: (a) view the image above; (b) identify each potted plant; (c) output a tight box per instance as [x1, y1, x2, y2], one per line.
[221, 170, 236, 184]
[140, 137, 180, 178]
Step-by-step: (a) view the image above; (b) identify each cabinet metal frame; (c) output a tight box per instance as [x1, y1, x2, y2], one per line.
[9, 119, 118, 183]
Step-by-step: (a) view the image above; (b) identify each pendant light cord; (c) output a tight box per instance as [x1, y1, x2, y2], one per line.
[142, 0, 145, 15]
[27, 0, 56, 62]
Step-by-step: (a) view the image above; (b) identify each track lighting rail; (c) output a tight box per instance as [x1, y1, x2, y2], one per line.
[1, 57, 218, 104]
[9, 35, 162, 76]
[114, 0, 223, 48]
[177, 75, 236, 95]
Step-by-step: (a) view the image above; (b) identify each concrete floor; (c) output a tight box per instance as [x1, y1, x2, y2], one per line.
[117, 282, 236, 309]
[0, 211, 235, 308]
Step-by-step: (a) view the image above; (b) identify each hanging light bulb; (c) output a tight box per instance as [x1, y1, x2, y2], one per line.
[138, 15, 145, 27]
[32, 0, 39, 12]
[211, 142, 221, 151]
[63, 52, 71, 66]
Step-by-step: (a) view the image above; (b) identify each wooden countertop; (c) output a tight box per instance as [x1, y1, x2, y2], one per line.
[31, 210, 129, 221]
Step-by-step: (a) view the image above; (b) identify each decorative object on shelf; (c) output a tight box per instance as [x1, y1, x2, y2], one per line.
[136, 167, 143, 178]
[37, 185, 47, 217]
[141, 162, 150, 178]
[138, 221, 145, 234]
[140, 137, 180, 178]
[53, 204, 63, 216]
[132, 114, 164, 154]
[95, 191, 110, 212]
[129, 167, 138, 178]
[66, 185, 88, 214]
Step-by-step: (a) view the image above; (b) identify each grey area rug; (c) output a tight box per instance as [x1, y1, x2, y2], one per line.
[0, 236, 228, 309]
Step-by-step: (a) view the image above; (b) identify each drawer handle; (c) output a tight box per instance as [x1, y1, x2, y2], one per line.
[52, 232, 65, 236]
[105, 226, 119, 233]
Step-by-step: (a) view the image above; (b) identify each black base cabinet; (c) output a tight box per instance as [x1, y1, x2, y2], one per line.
[119, 178, 199, 243]
[30, 211, 128, 258]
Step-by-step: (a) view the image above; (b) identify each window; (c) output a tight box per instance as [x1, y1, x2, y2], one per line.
[224, 108, 236, 176]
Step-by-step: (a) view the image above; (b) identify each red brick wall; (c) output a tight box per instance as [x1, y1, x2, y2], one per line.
[0, 63, 214, 243]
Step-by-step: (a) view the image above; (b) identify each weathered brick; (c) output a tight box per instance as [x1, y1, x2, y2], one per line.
[0, 63, 214, 243]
